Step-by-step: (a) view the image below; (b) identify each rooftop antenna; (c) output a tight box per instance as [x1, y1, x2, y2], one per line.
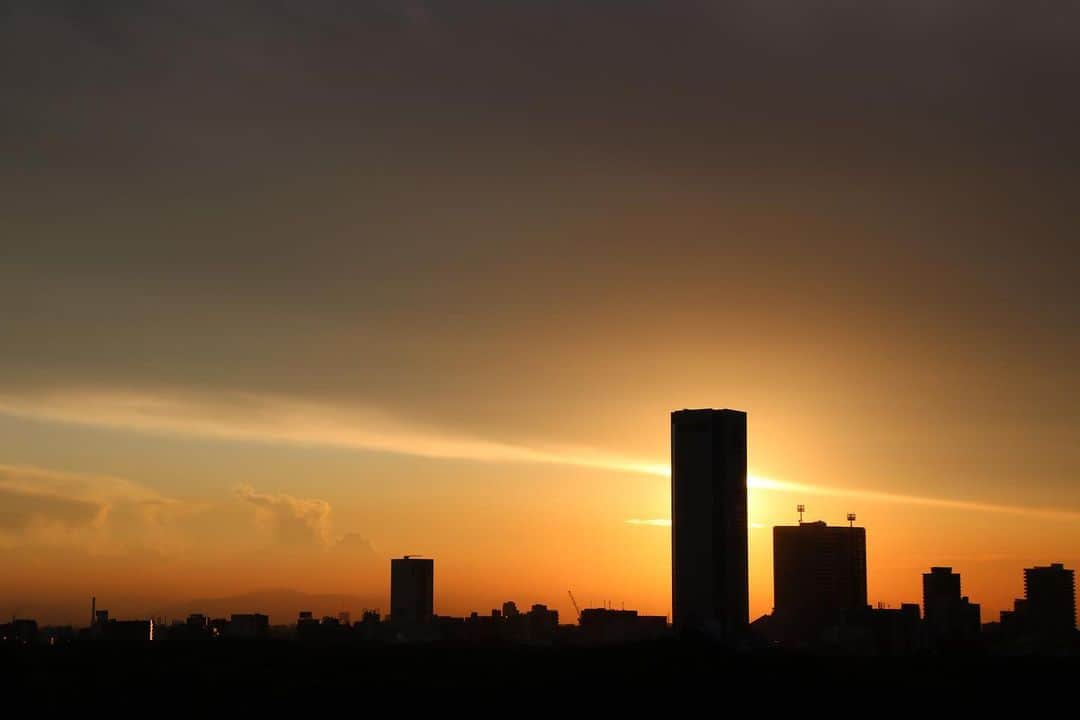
[847, 513, 856, 528]
[797, 504, 805, 523]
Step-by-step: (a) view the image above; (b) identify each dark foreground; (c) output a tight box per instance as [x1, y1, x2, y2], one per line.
[3, 640, 1077, 709]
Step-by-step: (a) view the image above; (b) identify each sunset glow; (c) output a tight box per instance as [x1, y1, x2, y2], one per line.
[1, 2, 1076, 636]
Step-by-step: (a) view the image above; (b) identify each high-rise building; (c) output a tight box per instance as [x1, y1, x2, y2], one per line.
[671, 408, 748, 637]
[1024, 563, 1076, 636]
[773, 520, 867, 632]
[922, 566, 980, 648]
[391, 556, 434, 624]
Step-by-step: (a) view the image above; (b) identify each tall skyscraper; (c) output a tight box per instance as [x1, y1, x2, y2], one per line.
[1023, 563, 1076, 636]
[922, 566, 980, 647]
[773, 520, 868, 633]
[671, 408, 748, 637]
[391, 556, 434, 624]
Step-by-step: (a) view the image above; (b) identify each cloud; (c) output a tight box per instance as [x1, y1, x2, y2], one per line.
[0, 463, 368, 560]
[0, 485, 103, 531]
[0, 387, 668, 477]
[747, 475, 1080, 522]
[0, 463, 168, 505]
[331, 532, 378, 556]
[4, 388, 1078, 525]
[235, 484, 333, 548]
[625, 518, 766, 529]
[0, 463, 191, 551]
[627, 475, 1080, 529]
[625, 518, 671, 527]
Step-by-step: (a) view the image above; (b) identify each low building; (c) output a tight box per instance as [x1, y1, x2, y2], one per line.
[579, 609, 668, 644]
[228, 614, 269, 638]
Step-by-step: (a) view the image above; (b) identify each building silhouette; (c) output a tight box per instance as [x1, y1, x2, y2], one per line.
[998, 563, 1076, 652]
[922, 567, 980, 650]
[1023, 563, 1076, 637]
[228, 613, 269, 639]
[671, 408, 748, 637]
[524, 604, 559, 642]
[869, 603, 923, 656]
[0, 619, 39, 645]
[772, 519, 867, 638]
[391, 556, 434, 624]
[186, 614, 208, 633]
[102, 619, 152, 644]
[579, 608, 668, 644]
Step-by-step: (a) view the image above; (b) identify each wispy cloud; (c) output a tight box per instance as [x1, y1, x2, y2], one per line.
[0, 463, 171, 506]
[3, 388, 1078, 523]
[625, 518, 767, 529]
[0, 387, 668, 476]
[626, 475, 1080, 528]
[747, 475, 1080, 522]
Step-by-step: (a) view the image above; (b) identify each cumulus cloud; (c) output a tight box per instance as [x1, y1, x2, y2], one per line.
[235, 484, 333, 548]
[331, 532, 378, 556]
[0, 464, 372, 559]
[0, 464, 192, 551]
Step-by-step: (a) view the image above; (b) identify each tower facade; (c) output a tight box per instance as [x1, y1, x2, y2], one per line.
[1024, 563, 1076, 636]
[921, 566, 981, 647]
[391, 556, 434, 624]
[671, 408, 749, 637]
[773, 520, 868, 630]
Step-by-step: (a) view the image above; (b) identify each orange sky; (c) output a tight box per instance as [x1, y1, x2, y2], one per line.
[1, 3, 1077, 626]
[1, 408, 1077, 626]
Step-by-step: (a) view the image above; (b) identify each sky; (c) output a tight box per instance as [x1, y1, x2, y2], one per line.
[1, 1, 1078, 626]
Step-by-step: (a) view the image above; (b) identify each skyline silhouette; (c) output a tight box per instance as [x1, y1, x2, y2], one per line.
[3, 466, 1077, 631]
[4, 408, 1076, 657]
[1, 0, 1078, 668]
[4, 531, 1075, 655]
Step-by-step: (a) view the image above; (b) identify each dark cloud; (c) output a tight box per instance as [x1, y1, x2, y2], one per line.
[0, 1, 1076, 457]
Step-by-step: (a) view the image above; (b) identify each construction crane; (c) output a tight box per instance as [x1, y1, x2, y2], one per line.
[567, 590, 582, 621]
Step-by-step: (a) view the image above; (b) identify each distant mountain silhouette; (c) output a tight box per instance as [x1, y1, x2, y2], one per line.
[151, 588, 384, 625]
